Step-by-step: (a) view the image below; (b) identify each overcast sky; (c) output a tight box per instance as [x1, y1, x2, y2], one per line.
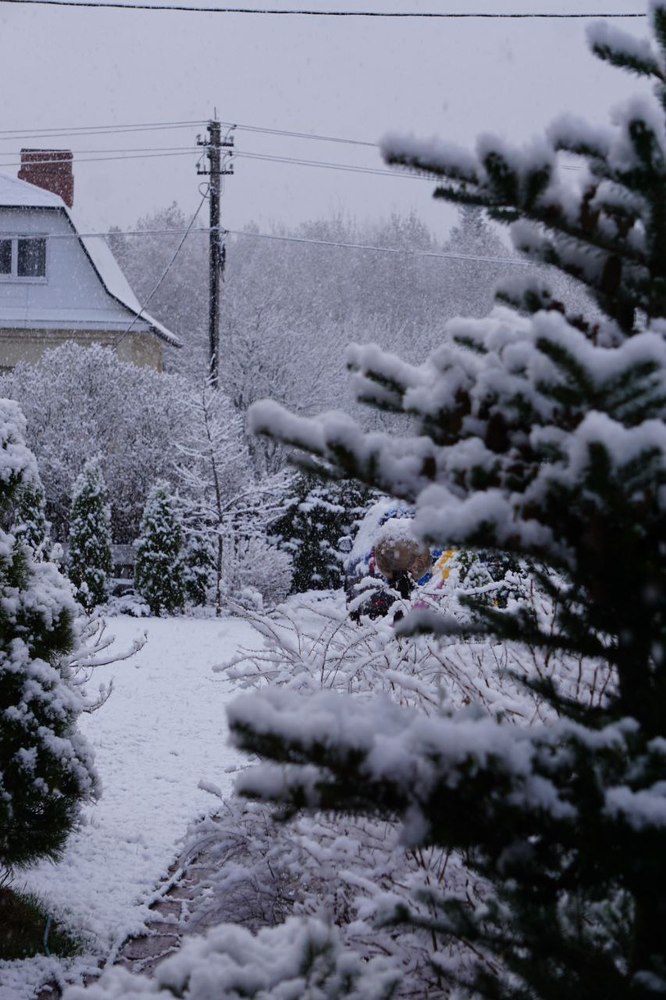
[0, 0, 650, 241]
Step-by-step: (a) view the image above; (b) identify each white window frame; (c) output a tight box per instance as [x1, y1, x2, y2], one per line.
[0, 235, 48, 282]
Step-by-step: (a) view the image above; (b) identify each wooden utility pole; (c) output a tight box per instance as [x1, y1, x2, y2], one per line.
[197, 118, 234, 388]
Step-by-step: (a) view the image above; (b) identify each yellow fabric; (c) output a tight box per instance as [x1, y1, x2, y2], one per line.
[434, 549, 457, 582]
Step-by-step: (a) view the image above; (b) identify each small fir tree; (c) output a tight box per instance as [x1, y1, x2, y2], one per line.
[134, 482, 185, 616]
[0, 399, 97, 870]
[14, 474, 51, 561]
[232, 6, 666, 998]
[182, 530, 215, 607]
[68, 459, 112, 611]
[271, 473, 370, 593]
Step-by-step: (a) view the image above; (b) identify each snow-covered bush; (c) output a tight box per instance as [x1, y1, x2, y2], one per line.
[224, 535, 293, 610]
[0, 343, 192, 542]
[68, 459, 113, 612]
[175, 384, 290, 614]
[134, 482, 185, 616]
[63, 914, 399, 1000]
[64, 613, 146, 713]
[269, 473, 369, 594]
[13, 473, 51, 561]
[0, 399, 98, 869]
[182, 531, 215, 607]
[231, 7, 666, 997]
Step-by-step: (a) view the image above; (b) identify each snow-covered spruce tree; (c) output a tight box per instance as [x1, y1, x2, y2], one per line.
[68, 458, 112, 612]
[270, 473, 370, 593]
[134, 481, 185, 616]
[229, 9, 666, 999]
[0, 400, 97, 869]
[14, 473, 51, 561]
[182, 530, 215, 607]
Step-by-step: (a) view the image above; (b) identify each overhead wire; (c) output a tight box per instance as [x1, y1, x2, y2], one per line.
[0, 143, 584, 181]
[116, 191, 208, 345]
[1, 145, 199, 157]
[220, 123, 376, 148]
[0, 150, 201, 167]
[233, 149, 428, 179]
[0, 120, 373, 147]
[222, 226, 534, 266]
[0, 1, 647, 15]
[0, 120, 204, 139]
[42, 222, 533, 268]
[0, 119, 594, 161]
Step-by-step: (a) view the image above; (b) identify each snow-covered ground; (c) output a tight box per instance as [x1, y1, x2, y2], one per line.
[1, 613, 259, 1000]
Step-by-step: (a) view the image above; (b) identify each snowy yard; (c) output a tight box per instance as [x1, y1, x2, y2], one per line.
[1, 613, 259, 1000]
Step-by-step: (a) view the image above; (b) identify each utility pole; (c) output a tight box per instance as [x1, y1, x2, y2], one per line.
[197, 117, 234, 388]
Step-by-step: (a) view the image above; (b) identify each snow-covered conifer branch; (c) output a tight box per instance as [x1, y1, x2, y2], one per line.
[587, 21, 664, 81]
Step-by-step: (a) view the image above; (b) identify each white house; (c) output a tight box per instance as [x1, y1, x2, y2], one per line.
[0, 150, 181, 371]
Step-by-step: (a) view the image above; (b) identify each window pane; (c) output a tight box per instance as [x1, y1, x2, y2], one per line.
[0, 240, 11, 275]
[17, 238, 46, 278]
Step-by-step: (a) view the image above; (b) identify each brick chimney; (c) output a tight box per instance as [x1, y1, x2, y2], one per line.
[18, 149, 74, 208]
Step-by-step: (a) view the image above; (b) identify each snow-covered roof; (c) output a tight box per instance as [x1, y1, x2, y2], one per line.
[0, 172, 64, 209]
[0, 173, 181, 349]
[77, 229, 182, 348]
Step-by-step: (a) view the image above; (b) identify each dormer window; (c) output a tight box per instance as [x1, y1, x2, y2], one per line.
[0, 237, 47, 279]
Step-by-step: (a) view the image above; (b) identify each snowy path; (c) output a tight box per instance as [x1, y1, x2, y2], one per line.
[1, 614, 258, 1000]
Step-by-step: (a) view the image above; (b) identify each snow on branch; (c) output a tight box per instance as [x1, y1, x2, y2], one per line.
[0, 398, 39, 489]
[249, 398, 437, 499]
[587, 20, 664, 80]
[547, 114, 614, 161]
[63, 915, 400, 1000]
[229, 688, 661, 848]
[346, 341, 426, 412]
[248, 399, 328, 457]
[380, 133, 479, 183]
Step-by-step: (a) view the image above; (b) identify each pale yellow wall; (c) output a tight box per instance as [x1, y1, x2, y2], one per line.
[0, 330, 164, 372]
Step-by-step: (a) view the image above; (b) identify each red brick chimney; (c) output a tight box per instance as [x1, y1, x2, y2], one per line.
[18, 149, 74, 208]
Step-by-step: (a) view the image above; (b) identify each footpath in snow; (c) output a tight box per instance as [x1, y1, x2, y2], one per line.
[1, 613, 258, 1000]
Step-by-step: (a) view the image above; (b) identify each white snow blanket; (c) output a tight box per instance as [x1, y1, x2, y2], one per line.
[1, 614, 256, 1000]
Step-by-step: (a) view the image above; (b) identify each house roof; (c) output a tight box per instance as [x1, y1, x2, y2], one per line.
[0, 173, 63, 208]
[77, 230, 182, 348]
[0, 173, 182, 349]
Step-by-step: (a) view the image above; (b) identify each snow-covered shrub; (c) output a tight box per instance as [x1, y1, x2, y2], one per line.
[0, 343, 193, 542]
[14, 474, 51, 561]
[270, 473, 370, 593]
[182, 531, 215, 607]
[175, 384, 288, 615]
[134, 482, 185, 616]
[0, 399, 98, 869]
[63, 613, 146, 713]
[63, 914, 399, 1000]
[232, 8, 666, 997]
[224, 535, 293, 610]
[173, 796, 462, 997]
[208, 592, 570, 995]
[68, 459, 113, 612]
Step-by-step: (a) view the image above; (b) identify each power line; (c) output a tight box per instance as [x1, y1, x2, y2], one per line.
[225, 227, 533, 266]
[0, 144, 584, 180]
[0, 150, 199, 167]
[0, 120, 204, 139]
[0, 1, 647, 15]
[220, 122, 376, 148]
[3, 145, 199, 157]
[73, 223, 532, 267]
[0, 147, 434, 180]
[0, 118, 597, 157]
[0, 119, 374, 148]
[235, 149, 429, 179]
[117, 192, 208, 345]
